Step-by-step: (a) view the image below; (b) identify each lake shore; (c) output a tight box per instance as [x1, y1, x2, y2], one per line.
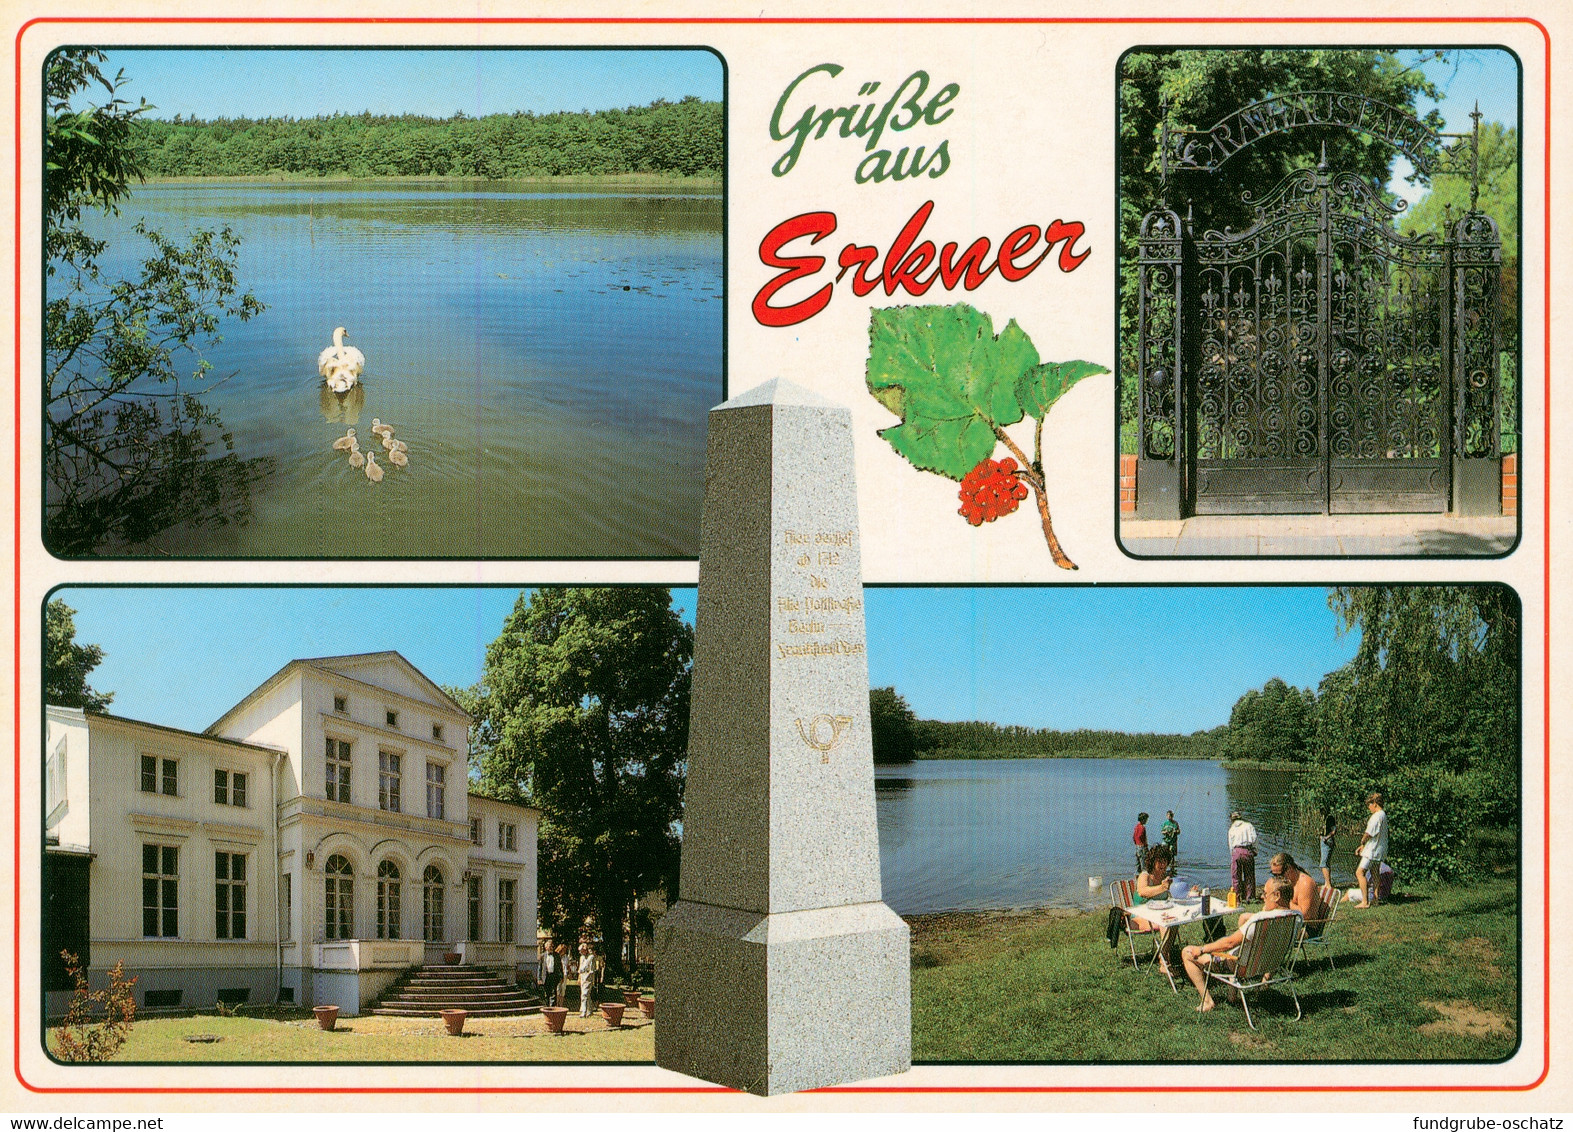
[908, 876, 1519, 1062]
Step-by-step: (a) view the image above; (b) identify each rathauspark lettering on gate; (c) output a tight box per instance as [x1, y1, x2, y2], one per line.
[751, 201, 1091, 328]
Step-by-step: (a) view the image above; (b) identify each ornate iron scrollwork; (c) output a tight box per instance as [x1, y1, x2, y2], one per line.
[1137, 208, 1182, 461]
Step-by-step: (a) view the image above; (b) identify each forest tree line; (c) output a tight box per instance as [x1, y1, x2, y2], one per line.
[125, 97, 724, 180]
[903, 718, 1228, 761]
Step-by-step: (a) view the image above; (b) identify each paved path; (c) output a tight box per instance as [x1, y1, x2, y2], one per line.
[1118, 514, 1518, 557]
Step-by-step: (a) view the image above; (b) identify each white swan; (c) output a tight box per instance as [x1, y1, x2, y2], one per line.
[364, 449, 383, 483]
[318, 326, 365, 393]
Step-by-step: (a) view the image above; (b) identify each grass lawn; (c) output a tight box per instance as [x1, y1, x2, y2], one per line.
[58, 1009, 654, 1063]
[56, 879, 1516, 1065]
[910, 877, 1519, 1062]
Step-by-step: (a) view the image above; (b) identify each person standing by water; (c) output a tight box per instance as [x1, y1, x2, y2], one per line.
[1133, 812, 1150, 874]
[1161, 810, 1181, 859]
[1353, 792, 1389, 908]
[1319, 811, 1337, 890]
[1227, 811, 1259, 902]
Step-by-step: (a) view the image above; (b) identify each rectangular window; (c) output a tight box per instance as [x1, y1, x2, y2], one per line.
[386, 709, 399, 729]
[333, 694, 347, 714]
[467, 875, 482, 941]
[432, 723, 444, 741]
[142, 844, 178, 938]
[144, 988, 182, 1009]
[325, 737, 351, 803]
[499, 823, 517, 852]
[426, 763, 446, 819]
[469, 817, 482, 846]
[142, 755, 177, 796]
[379, 751, 402, 812]
[214, 769, 246, 806]
[214, 851, 247, 940]
[498, 879, 516, 944]
[281, 874, 292, 940]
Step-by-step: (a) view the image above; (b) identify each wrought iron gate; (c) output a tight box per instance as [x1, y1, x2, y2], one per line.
[1135, 93, 1503, 518]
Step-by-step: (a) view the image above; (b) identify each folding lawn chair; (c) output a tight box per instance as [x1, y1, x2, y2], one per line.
[1109, 879, 1178, 992]
[1202, 910, 1303, 1030]
[1295, 885, 1343, 972]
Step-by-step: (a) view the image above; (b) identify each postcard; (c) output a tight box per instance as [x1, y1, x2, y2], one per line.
[3, 1, 1565, 1118]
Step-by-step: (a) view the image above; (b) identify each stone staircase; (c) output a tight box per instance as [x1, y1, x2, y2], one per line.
[368, 964, 542, 1018]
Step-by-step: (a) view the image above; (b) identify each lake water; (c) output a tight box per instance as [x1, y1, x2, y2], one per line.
[876, 758, 1329, 915]
[67, 182, 723, 557]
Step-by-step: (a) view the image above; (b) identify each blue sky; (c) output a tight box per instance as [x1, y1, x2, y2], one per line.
[1389, 48, 1520, 207]
[85, 48, 723, 120]
[49, 586, 1356, 736]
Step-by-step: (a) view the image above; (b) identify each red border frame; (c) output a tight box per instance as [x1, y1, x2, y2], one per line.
[12, 14, 1553, 1098]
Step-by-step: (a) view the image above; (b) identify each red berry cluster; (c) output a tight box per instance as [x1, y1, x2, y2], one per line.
[957, 457, 1029, 525]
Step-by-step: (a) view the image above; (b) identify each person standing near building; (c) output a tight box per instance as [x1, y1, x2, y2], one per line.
[540, 938, 562, 1006]
[1227, 811, 1258, 902]
[553, 942, 570, 1007]
[577, 940, 600, 1017]
[1353, 792, 1389, 908]
[1161, 810, 1181, 859]
[1132, 812, 1150, 875]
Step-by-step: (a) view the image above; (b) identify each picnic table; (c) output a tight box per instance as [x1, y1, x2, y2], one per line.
[1123, 896, 1237, 942]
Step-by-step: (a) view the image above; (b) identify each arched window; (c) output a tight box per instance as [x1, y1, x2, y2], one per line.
[422, 864, 445, 942]
[324, 854, 353, 940]
[376, 860, 401, 939]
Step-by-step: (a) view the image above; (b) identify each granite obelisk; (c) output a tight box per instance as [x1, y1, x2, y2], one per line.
[655, 379, 911, 1096]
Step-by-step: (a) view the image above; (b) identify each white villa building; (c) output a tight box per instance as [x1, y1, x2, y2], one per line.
[44, 651, 539, 1018]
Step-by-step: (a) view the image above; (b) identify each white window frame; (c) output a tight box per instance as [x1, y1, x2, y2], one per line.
[378, 750, 403, 813]
[141, 754, 178, 797]
[467, 874, 482, 941]
[499, 822, 517, 852]
[426, 762, 446, 820]
[376, 860, 402, 940]
[324, 854, 354, 940]
[422, 864, 446, 942]
[469, 817, 483, 846]
[432, 723, 444, 741]
[325, 737, 351, 804]
[498, 878, 517, 944]
[333, 694, 348, 714]
[142, 843, 179, 938]
[214, 768, 249, 808]
[385, 708, 399, 729]
[214, 851, 247, 940]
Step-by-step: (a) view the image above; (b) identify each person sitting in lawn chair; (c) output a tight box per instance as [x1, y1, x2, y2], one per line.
[1179, 875, 1298, 1013]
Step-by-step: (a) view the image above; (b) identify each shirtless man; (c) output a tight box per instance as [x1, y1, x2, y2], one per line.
[1180, 875, 1299, 1012]
[1269, 851, 1321, 921]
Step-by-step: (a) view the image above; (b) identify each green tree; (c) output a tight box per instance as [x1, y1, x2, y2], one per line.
[460, 588, 691, 974]
[1223, 677, 1315, 764]
[45, 49, 270, 554]
[44, 598, 113, 711]
[1117, 49, 1447, 447]
[869, 686, 918, 765]
[1299, 585, 1518, 880]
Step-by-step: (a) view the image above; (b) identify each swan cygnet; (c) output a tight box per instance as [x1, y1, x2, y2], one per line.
[364, 450, 384, 483]
[388, 438, 408, 454]
[388, 448, 409, 468]
[348, 449, 366, 469]
[317, 326, 366, 392]
[332, 427, 357, 451]
[370, 417, 392, 438]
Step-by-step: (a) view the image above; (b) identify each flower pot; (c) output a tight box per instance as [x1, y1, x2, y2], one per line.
[442, 952, 462, 965]
[622, 989, 642, 1008]
[600, 1002, 625, 1027]
[313, 1005, 339, 1031]
[441, 1008, 467, 1036]
[638, 996, 655, 1019]
[541, 1006, 568, 1034]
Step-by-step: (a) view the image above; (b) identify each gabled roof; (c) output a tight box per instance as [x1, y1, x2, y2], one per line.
[206, 650, 470, 735]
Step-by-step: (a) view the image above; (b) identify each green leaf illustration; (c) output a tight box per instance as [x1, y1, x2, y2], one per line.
[1016, 359, 1110, 420]
[865, 304, 1039, 481]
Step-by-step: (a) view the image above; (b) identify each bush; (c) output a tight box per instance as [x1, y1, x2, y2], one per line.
[52, 951, 136, 1062]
